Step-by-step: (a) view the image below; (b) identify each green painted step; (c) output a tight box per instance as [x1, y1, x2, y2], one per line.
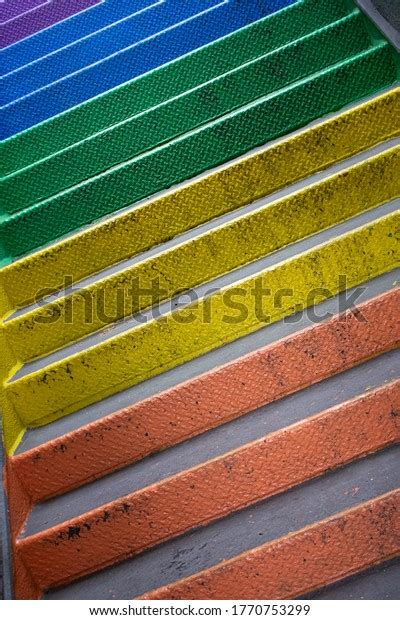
[0, 43, 398, 265]
[0, 0, 353, 176]
[0, 12, 372, 215]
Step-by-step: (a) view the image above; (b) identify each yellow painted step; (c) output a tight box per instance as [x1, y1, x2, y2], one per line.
[2, 146, 399, 364]
[0, 87, 399, 319]
[1, 211, 398, 455]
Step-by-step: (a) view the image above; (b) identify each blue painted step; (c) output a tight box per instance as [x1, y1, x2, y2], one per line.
[0, 0, 296, 138]
[1, 0, 222, 103]
[0, 0, 161, 75]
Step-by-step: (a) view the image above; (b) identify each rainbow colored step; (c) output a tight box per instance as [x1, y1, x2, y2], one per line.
[2, 0, 223, 105]
[1, 0, 166, 72]
[0, 0, 295, 137]
[1, 2, 399, 263]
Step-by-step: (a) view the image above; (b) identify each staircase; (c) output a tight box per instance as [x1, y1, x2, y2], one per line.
[1, 0, 399, 600]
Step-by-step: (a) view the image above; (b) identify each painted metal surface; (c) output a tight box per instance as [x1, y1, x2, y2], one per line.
[10, 386, 400, 595]
[0, 0, 161, 74]
[43, 445, 400, 599]
[1, 87, 398, 309]
[1, 0, 223, 105]
[0, 1, 48, 24]
[1, 0, 102, 48]
[17, 349, 400, 536]
[0, 0, 295, 137]
[9, 288, 398, 504]
[1, 44, 398, 262]
[305, 559, 400, 600]
[15, 268, 398, 450]
[2, 146, 399, 362]
[1, 210, 398, 453]
[1, 0, 353, 175]
[3, 12, 372, 210]
[19, 349, 399, 535]
[142, 492, 400, 599]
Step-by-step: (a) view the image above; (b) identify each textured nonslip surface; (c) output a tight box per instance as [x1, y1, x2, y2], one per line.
[0, 0, 295, 138]
[6, 251, 399, 595]
[303, 559, 400, 600]
[3, 11, 372, 212]
[142, 492, 400, 600]
[43, 446, 399, 600]
[10, 288, 399, 505]
[1, 88, 398, 315]
[19, 349, 400, 536]
[0, 0, 158, 74]
[3, 146, 399, 364]
[6, 282, 399, 598]
[12, 386, 400, 592]
[1, 0, 101, 48]
[1, 209, 398, 456]
[0, 1, 48, 24]
[1, 0, 353, 175]
[4, 186, 398, 598]
[7, 336, 399, 598]
[11, 264, 397, 458]
[21, 356, 400, 542]
[2, 136, 398, 446]
[1, 45, 399, 263]
[1, 0, 223, 105]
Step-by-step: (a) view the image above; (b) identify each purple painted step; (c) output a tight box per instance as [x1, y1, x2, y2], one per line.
[1, 0, 101, 47]
[0, 1, 48, 24]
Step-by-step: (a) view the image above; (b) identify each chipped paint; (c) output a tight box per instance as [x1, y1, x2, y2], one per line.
[1, 211, 399, 453]
[1, 0, 400, 600]
[9, 288, 399, 503]
[3, 146, 399, 363]
[13, 384, 400, 595]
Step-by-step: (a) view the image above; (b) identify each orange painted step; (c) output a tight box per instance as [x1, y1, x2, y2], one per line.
[14, 381, 400, 594]
[9, 288, 399, 504]
[141, 490, 400, 600]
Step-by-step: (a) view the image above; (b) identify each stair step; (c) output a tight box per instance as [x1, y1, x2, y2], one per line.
[20, 374, 400, 535]
[1, 0, 101, 48]
[1, 0, 222, 107]
[3, 146, 398, 363]
[15, 384, 400, 592]
[0, 0, 296, 138]
[1, 88, 398, 306]
[2, 0, 400, 601]
[0, 0, 166, 75]
[1, 0, 353, 176]
[10, 288, 400, 503]
[1, 43, 398, 261]
[42, 447, 400, 599]
[1, 1, 51, 24]
[2, 210, 398, 453]
[141, 491, 400, 600]
[3, 12, 373, 213]
[305, 558, 400, 600]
